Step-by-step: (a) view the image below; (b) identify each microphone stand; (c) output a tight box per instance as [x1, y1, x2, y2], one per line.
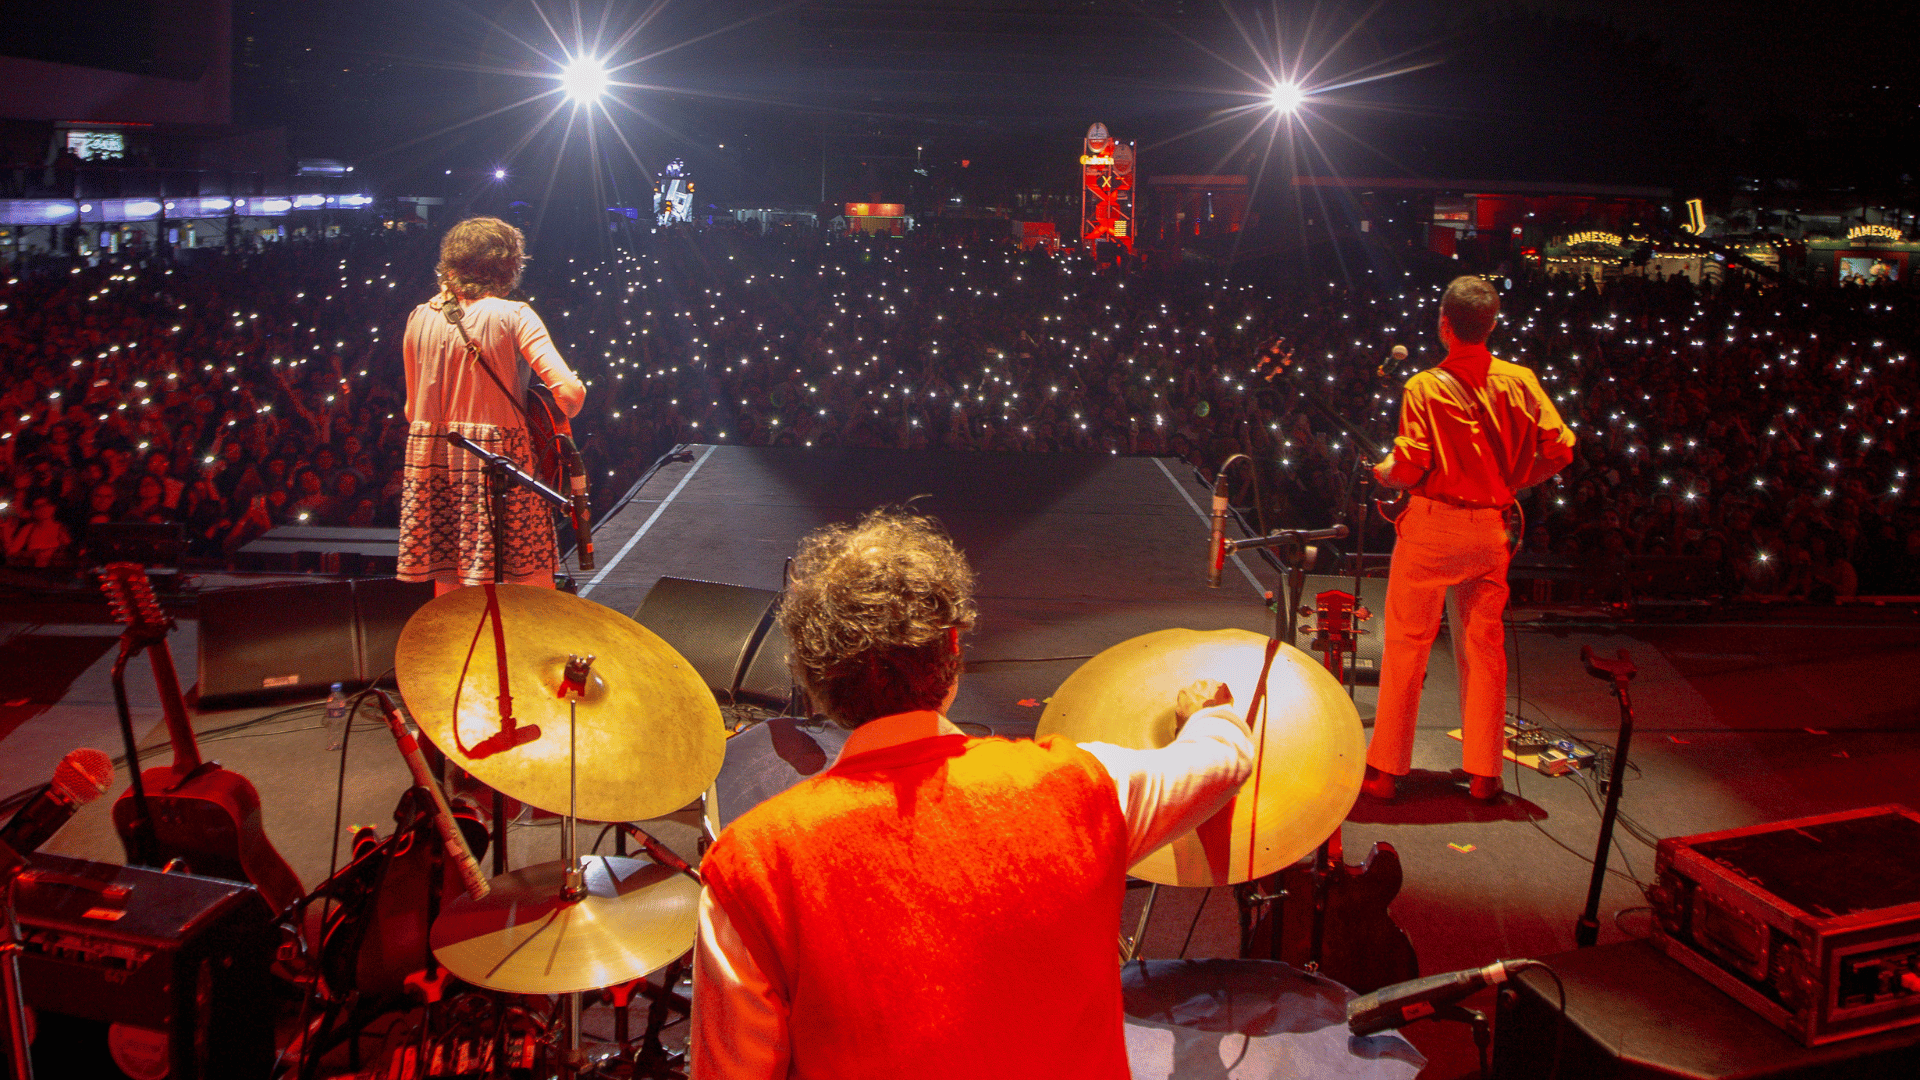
[1575, 647, 1638, 947]
[1256, 369, 1392, 712]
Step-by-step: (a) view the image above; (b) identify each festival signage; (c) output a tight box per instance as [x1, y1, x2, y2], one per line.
[1564, 231, 1624, 248]
[1080, 122, 1135, 254]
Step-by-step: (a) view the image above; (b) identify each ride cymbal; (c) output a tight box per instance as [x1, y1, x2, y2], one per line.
[395, 583, 724, 823]
[1038, 627, 1363, 887]
[430, 855, 699, 994]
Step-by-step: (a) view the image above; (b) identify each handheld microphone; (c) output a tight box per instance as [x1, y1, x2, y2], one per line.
[562, 436, 594, 572]
[373, 690, 490, 901]
[1, 748, 113, 862]
[1346, 959, 1523, 1036]
[1207, 470, 1230, 589]
[1376, 344, 1410, 380]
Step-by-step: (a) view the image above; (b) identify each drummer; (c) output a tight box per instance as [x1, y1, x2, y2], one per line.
[692, 508, 1254, 1080]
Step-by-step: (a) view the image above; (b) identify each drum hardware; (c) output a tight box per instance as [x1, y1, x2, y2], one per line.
[382, 585, 726, 1077]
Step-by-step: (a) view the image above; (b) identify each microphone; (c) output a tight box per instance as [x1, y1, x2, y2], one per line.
[372, 690, 490, 901]
[1376, 344, 1410, 380]
[620, 823, 701, 885]
[562, 435, 594, 572]
[0, 749, 113, 861]
[1347, 959, 1524, 1036]
[1207, 469, 1230, 589]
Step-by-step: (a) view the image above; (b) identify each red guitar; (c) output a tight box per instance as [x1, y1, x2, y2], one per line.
[98, 563, 303, 915]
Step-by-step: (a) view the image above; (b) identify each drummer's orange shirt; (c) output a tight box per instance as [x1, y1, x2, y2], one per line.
[1375, 342, 1575, 507]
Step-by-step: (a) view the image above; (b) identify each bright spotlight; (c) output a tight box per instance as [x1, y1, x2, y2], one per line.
[560, 56, 609, 103]
[1269, 81, 1305, 113]
[493, 168, 508, 181]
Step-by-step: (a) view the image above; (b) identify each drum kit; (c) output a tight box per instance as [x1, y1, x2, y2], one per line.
[370, 581, 1367, 1077]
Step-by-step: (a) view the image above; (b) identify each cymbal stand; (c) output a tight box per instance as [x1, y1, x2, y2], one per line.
[445, 430, 573, 877]
[557, 653, 594, 1079]
[1224, 528, 1346, 970]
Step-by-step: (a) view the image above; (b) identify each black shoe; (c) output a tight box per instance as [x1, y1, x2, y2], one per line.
[1361, 765, 1397, 801]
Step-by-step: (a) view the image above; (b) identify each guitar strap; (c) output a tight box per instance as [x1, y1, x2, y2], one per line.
[1427, 366, 1522, 502]
[440, 297, 536, 429]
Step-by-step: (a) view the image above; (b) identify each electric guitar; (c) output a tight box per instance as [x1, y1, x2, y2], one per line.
[1239, 589, 1419, 994]
[98, 563, 303, 914]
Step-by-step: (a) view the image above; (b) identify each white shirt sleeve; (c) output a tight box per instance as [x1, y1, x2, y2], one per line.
[1076, 706, 1256, 866]
[692, 889, 789, 1080]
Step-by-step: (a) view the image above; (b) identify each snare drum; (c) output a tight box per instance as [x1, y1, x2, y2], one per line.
[1122, 959, 1425, 1079]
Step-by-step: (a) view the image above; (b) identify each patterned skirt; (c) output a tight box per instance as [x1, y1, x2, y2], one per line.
[398, 421, 557, 586]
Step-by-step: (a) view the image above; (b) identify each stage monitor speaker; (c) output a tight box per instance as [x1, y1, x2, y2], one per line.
[1491, 940, 1920, 1080]
[196, 578, 432, 705]
[10, 854, 276, 1080]
[352, 577, 435, 684]
[736, 618, 795, 710]
[632, 577, 780, 706]
[197, 579, 357, 703]
[83, 522, 187, 568]
[1293, 575, 1387, 686]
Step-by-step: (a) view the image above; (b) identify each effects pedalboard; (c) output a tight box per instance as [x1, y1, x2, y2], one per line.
[1446, 720, 1598, 776]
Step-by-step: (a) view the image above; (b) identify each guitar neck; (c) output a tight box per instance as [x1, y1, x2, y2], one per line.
[142, 637, 203, 772]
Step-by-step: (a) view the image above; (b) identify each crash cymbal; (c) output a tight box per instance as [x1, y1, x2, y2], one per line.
[396, 583, 724, 823]
[1038, 627, 1363, 887]
[430, 855, 699, 995]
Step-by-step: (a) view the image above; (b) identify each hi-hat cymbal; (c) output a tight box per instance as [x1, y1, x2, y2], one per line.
[395, 583, 724, 823]
[430, 855, 699, 995]
[1038, 628, 1363, 887]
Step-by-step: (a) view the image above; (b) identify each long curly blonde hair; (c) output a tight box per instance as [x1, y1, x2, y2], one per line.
[436, 216, 525, 300]
[779, 509, 978, 728]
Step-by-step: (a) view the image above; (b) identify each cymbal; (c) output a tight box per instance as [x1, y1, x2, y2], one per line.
[1038, 628, 1363, 887]
[430, 855, 699, 994]
[396, 583, 724, 823]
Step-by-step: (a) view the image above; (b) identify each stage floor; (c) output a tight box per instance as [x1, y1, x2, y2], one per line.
[8, 444, 1920, 1077]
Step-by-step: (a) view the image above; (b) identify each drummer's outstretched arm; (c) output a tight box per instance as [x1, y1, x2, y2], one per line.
[692, 890, 790, 1080]
[1076, 683, 1254, 866]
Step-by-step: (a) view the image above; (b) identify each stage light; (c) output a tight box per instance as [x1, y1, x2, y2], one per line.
[494, 168, 508, 181]
[1269, 81, 1305, 113]
[561, 56, 609, 103]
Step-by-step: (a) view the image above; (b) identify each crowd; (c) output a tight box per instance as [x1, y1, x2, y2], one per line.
[1, 222, 1915, 600]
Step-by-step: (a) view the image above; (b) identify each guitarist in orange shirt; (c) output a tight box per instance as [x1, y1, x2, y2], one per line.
[1363, 276, 1576, 802]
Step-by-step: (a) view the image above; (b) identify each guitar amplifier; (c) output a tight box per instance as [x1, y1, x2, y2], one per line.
[10, 854, 276, 1079]
[1650, 804, 1920, 1045]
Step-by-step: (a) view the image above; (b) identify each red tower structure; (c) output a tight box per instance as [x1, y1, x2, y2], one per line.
[1080, 122, 1135, 254]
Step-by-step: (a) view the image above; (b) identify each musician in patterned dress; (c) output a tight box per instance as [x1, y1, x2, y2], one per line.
[398, 217, 585, 595]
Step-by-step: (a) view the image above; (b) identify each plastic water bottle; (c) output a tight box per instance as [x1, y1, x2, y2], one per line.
[324, 683, 348, 751]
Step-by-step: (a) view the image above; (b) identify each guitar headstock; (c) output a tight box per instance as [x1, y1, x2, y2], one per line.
[99, 562, 171, 642]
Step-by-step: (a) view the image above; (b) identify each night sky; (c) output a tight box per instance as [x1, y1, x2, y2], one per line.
[227, 0, 1916, 207]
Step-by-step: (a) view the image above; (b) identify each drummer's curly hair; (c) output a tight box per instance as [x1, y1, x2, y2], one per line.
[436, 216, 525, 300]
[780, 508, 977, 729]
